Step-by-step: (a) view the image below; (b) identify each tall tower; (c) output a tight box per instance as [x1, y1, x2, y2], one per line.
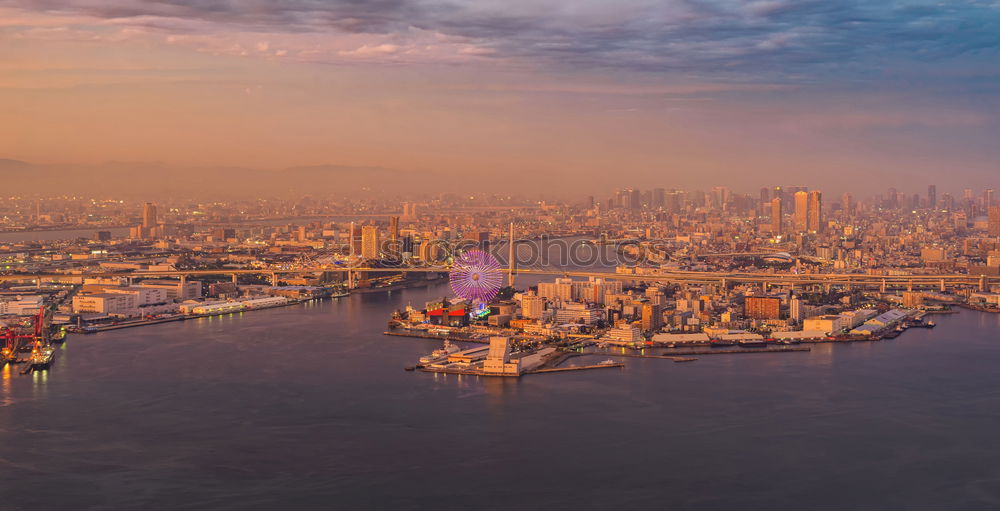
[841, 193, 854, 216]
[807, 191, 823, 233]
[142, 202, 157, 229]
[989, 206, 1000, 237]
[927, 185, 937, 210]
[770, 198, 782, 235]
[361, 225, 380, 260]
[388, 216, 400, 257]
[794, 191, 809, 232]
[507, 222, 517, 288]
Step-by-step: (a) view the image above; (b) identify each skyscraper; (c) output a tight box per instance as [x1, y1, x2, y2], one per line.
[652, 188, 665, 209]
[989, 206, 1000, 237]
[361, 225, 380, 259]
[794, 191, 809, 232]
[808, 191, 823, 233]
[841, 193, 854, 216]
[770, 198, 782, 235]
[388, 216, 400, 257]
[927, 185, 937, 210]
[142, 202, 157, 229]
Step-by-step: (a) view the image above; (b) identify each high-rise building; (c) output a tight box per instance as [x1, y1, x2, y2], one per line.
[942, 193, 955, 212]
[807, 191, 823, 233]
[142, 202, 157, 229]
[361, 225, 380, 259]
[402, 202, 418, 221]
[770, 198, 782, 234]
[652, 188, 665, 209]
[628, 189, 641, 210]
[841, 193, 854, 216]
[794, 191, 809, 232]
[520, 294, 545, 320]
[348, 222, 363, 257]
[927, 185, 937, 210]
[641, 303, 663, 332]
[387, 216, 400, 257]
[989, 206, 1000, 237]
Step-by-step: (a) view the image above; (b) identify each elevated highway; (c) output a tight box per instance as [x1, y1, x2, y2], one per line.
[2, 266, 996, 291]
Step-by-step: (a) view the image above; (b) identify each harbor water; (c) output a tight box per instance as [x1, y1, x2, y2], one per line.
[3, 282, 1000, 510]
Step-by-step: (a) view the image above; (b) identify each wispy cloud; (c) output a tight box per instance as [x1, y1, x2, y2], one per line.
[1, 0, 997, 81]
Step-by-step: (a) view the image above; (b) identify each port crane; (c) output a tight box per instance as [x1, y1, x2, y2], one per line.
[1, 309, 47, 367]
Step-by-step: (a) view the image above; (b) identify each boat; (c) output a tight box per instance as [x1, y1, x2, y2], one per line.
[673, 357, 697, 363]
[599, 359, 616, 365]
[50, 328, 67, 344]
[29, 343, 55, 369]
[419, 340, 461, 364]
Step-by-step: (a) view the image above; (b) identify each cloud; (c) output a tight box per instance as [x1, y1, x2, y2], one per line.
[338, 43, 401, 56]
[0, 0, 998, 82]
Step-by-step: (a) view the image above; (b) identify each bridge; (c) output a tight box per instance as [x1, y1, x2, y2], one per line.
[2, 266, 996, 292]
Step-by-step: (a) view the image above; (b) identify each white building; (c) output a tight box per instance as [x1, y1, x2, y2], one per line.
[138, 279, 202, 300]
[606, 324, 642, 343]
[0, 295, 44, 316]
[553, 302, 604, 325]
[520, 294, 546, 320]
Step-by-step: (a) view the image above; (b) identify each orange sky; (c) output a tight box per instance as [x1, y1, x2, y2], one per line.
[1, 3, 998, 194]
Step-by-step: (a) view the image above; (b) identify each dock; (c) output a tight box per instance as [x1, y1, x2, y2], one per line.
[529, 362, 625, 374]
[599, 346, 811, 357]
[384, 330, 490, 344]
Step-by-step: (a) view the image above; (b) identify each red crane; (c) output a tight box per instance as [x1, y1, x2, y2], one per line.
[1, 309, 46, 364]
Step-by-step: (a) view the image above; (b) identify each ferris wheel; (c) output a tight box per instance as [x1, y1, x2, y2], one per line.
[449, 249, 503, 304]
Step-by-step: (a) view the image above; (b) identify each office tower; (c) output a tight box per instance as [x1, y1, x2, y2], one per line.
[808, 191, 823, 233]
[985, 189, 995, 208]
[401, 235, 414, 259]
[794, 191, 809, 232]
[770, 198, 783, 234]
[652, 188, 665, 209]
[388, 216, 400, 257]
[628, 189, 641, 210]
[142, 202, 157, 229]
[990, 206, 1000, 237]
[927, 185, 937, 210]
[841, 193, 854, 216]
[361, 225, 380, 259]
[759, 187, 770, 204]
[507, 222, 517, 287]
[789, 296, 803, 323]
[641, 303, 663, 332]
[942, 193, 955, 212]
[402, 202, 418, 220]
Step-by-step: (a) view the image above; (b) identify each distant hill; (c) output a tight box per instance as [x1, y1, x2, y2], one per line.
[0, 160, 444, 198]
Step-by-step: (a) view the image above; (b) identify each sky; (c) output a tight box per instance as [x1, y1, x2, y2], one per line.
[1, 0, 999, 196]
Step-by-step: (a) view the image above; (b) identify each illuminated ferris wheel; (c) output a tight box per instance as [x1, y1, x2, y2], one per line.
[449, 249, 503, 304]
